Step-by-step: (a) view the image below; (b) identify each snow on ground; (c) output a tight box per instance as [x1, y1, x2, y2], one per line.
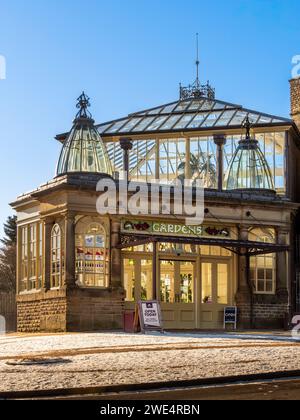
[0, 332, 299, 393]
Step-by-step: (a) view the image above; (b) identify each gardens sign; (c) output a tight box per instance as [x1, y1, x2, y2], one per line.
[121, 220, 231, 239]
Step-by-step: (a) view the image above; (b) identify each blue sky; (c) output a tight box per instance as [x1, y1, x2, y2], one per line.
[0, 0, 299, 237]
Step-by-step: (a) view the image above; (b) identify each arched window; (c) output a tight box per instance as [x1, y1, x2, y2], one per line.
[51, 224, 63, 288]
[75, 219, 108, 288]
[249, 228, 276, 294]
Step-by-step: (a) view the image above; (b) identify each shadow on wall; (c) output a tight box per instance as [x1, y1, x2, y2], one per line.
[0, 292, 16, 333]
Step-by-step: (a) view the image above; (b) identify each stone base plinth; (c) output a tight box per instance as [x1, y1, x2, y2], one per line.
[17, 287, 125, 333]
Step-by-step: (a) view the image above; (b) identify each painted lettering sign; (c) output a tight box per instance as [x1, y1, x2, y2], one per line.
[122, 220, 231, 239]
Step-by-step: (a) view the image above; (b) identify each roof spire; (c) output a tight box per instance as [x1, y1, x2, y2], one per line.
[179, 34, 215, 100]
[195, 33, 200, 89]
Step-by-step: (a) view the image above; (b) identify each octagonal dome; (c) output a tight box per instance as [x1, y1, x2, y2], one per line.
[56, 93, 112, 176]
[225, 121, 274, 191]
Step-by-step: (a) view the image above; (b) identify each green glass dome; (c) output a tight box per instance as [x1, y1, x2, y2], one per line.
[225, 120, 274, 191]
[56, 93, 112, 176]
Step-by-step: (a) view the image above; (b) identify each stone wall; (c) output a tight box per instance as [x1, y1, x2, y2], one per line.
[238, 303, 289, 329]
[17, 290, 67, 333]
[290, 77, 300, 128]
[17, 287, 125, 333]
[67, 288, 125, 332]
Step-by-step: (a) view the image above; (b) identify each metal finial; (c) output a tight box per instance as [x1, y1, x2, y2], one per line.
[76, 92, 92, 119]
[195, 33, 200, 88]
[179, 33, 215, 100]
[243, 116, 252, 139]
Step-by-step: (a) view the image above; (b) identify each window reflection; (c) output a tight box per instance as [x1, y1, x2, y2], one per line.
[202, 263, 212, 304]
[161, 261, 175, 303]
[105, 131, 286, 194]
[249, 228, 276, 294]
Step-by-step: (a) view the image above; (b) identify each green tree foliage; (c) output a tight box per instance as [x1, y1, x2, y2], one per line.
[0, 216, 17, 292]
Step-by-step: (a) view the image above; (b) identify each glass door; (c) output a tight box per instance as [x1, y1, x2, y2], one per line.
[123, 257, 153, 309]
[160, 259, 196, 329]
[200, 260, 230, 329]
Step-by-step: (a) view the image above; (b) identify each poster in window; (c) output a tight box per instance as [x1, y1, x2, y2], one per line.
[95, 251, 104, 261]
[85, 235, 94, 248]
[85, 251, 93, 261]
[95, 235, 105, 248]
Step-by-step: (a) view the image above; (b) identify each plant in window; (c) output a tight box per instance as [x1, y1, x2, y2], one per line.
[177, 152, 216, 187]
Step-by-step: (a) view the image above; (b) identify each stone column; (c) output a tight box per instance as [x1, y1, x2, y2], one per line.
[276, 228, 289, 303]
[236, 225, 251, 301]
[236, 225, 252, 328]
[64, 213, 76, 289]
[213, 134, 226, 192]
[120, 138, 133, 178]
[110, 219, 122, 288]
[44, 219, 54, 291]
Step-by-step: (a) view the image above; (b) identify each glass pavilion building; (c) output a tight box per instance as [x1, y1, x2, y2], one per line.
[11, 76, 300, 332]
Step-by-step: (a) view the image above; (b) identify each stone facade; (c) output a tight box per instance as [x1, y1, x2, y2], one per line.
[66, 287, 125, 332]
[237, 302, 289, 329]
[17, 288, 125, 333]
[290, 78, 300, 128]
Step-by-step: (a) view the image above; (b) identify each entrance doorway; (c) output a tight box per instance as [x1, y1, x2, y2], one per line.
[160, 259, 196, 329]
[122, 246, 233, 330]
[200, 260, 230, 329]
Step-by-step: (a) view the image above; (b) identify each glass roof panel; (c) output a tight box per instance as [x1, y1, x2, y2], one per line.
[201, 111, 223, 127]
[229, 111, 248, 126]
[95, 98, 291, 137]
[174, 101, 190, 112]
[120, 117, 143, 132]
[98, 123, 114, 134]
[213, 102, 226, 110]
[161, 103, 177, 114]
[160, 114, 182, 130]
[200, 100, 215, 111]
[187, 112, 210, 129]
[272, 118, 287, 123]
[258, 115, 272, 124]
[187, 100, 203, 111]
[148, 107, 164, 115]
[247, 113, 260, 124]
[132, 116, 156, 132]
[145, 116, 168, 131]
[106, 119, 129, 133]
[214, 110, 236, 127]
[173, 114, 197, 129]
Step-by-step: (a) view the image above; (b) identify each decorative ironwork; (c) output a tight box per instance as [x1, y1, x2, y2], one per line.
[76, 92, 92, 119]
[118, 233, 289, 256]
[120, 235, 154, 248]
[180, 81, 215, 100]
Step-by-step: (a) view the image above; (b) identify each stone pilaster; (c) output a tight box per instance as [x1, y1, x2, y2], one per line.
[43, 219, 54, 291]
[110, 219, 122, 288]
[214, 134, 226, 191]
[64, 213, 76, 289]
[276, 228, 289, 303]
[236, 225, 251, 303]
